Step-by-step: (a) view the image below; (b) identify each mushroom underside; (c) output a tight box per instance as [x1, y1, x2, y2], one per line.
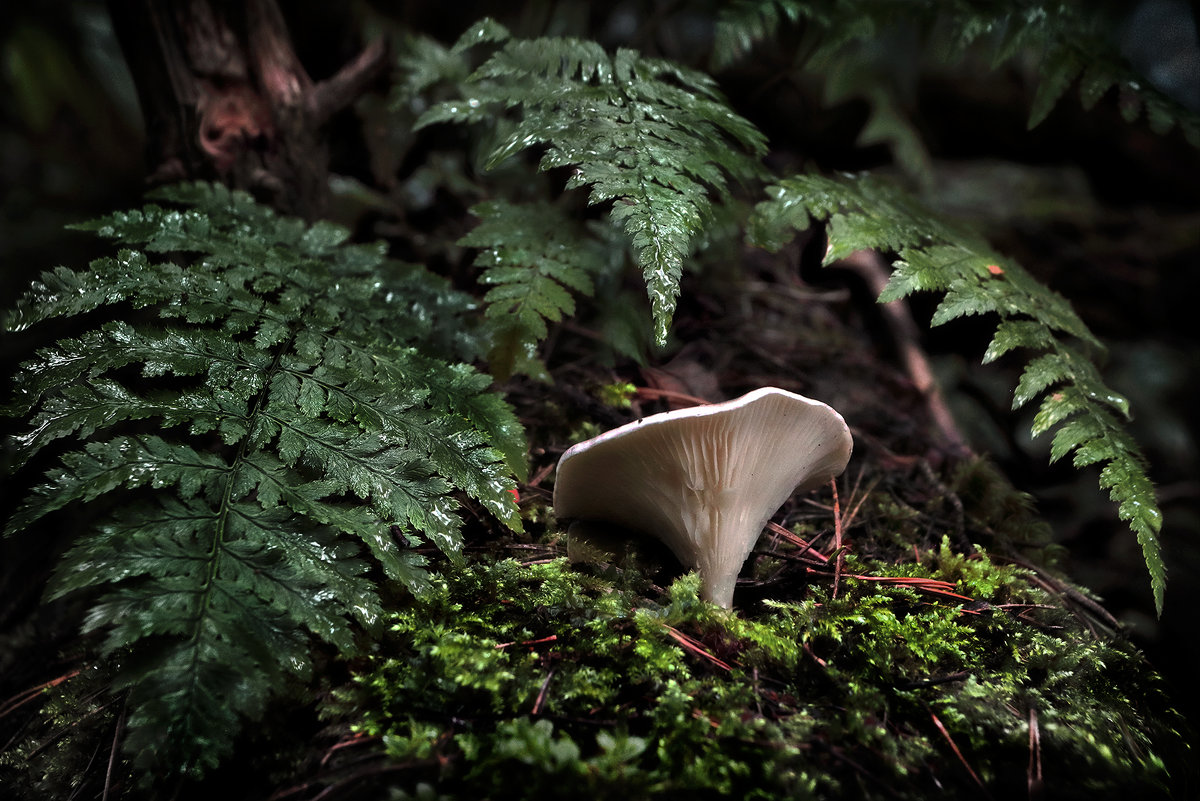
[554, 388, 853, 608]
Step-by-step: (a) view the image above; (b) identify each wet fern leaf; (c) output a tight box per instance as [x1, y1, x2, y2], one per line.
[417, 18, 767, 346]
[2, 182, 525, 778]
[749, 172, 1165, 614]
[457, 199, 618, 381]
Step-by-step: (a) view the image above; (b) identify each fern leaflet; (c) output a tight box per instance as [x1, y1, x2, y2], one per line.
[3, 182, 525, 777]
[414, 18, 768, 346]
[457, 199, 617, 381]
[749, 172, 1165, 614]
[714, 1, 1200, 159]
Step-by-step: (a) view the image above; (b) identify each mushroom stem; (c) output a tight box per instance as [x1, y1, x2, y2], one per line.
[697, 553, 744, 609]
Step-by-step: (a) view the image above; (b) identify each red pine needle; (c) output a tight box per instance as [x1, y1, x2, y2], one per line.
[632, 387, 712, 407]
[663, 624, 733, 671]
[0, 669, 82, 719]
[532, 669, 556, 715]
[767, 521, 830, 563]
[844, 575, 976, 602]
[930, 711, 990, 795]
[832, 479, 845, 599]
[495, 634, 559, 650]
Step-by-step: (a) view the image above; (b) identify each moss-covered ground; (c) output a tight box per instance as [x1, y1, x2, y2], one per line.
[327, 516, 1186, 800]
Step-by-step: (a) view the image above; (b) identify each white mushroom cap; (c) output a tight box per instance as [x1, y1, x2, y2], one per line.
[553, 387, 853, 608]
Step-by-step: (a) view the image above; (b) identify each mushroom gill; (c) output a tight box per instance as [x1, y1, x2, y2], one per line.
[553, 387, 853, 608]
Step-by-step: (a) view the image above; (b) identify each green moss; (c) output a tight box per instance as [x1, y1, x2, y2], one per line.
[0, 662, 122, 799]
[337, 551, 1185, 799]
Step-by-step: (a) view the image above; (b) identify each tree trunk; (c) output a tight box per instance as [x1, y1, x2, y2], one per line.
[107, 0, 387, 220]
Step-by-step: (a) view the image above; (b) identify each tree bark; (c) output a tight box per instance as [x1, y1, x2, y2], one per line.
[107, 0, 387, 219]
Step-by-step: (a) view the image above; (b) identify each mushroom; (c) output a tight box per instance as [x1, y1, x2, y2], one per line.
[553, 387, 853, 608]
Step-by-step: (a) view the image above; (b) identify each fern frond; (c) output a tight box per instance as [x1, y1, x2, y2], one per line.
[991, 3, 1200, 142]
[415, 19, 768, 345]
[3, 182, 525, 777]
[457, 199, 617, 380]
[714, 2, 937, 177]
[712, 0, 806, 70]
[713, 1, 1200, 155]
[749, 172, 1165, 614]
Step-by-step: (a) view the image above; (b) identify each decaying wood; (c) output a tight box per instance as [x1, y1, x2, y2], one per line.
[107, 0, 388, 219]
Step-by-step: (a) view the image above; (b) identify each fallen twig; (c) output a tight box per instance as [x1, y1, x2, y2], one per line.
[832, 479, 845, 598]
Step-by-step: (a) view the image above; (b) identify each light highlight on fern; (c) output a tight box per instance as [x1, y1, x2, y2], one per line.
[749, 172, 1165, 614]
[2, 183, 525, 777]
[415, 18, 768, 346]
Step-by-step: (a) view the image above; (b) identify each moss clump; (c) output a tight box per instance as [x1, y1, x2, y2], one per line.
[0, 661, 121, 800]
[337, 547, 1185, 799]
